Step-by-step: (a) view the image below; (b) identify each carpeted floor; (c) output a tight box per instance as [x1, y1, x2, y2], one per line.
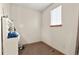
[19, 42, 64, 55]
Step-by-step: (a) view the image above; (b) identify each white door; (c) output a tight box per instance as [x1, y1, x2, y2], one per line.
[0, 3, 3, 55]
[0, 16, 2, 55]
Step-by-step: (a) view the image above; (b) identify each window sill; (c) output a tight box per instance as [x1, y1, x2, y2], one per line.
[50, 25, 62, 27]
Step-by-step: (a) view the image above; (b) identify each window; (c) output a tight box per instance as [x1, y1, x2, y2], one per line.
[50, 5, 62, 27]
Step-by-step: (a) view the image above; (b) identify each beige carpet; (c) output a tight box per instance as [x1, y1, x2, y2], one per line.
[19, 42, 64, 55]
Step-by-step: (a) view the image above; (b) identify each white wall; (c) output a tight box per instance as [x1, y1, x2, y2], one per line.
[10, 4, 41, 44]
[2, 4, 11, 19]
[42, 3, 79, 55]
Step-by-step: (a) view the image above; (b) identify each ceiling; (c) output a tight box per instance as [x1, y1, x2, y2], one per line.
[14, 3, 52, 11]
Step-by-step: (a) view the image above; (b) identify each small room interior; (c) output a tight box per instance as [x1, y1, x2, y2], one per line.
[0, 3, 79, 55]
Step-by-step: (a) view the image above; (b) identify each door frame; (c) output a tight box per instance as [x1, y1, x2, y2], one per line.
[75, 12, 79, 55]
